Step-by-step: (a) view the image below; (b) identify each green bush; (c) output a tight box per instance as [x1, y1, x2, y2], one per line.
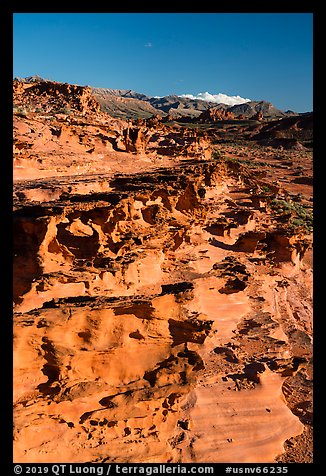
[15, 107, 28, 117]
[270, 198, 312, 232]
[57, 107, 72, 115]
[212, 150, 224, 159]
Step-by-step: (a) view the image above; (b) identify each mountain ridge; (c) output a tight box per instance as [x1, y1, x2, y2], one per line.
[14, 75, 302, 120]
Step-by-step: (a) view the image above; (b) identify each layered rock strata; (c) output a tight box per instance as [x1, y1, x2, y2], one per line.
[13, 159, 312, 463]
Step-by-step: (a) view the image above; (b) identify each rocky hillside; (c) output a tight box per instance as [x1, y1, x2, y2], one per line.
[249, 113, 313, 149]
[228, 100, 293, 119]
[92, 88, 160, 119]
[15, 76, 300, 121]
[13, 77, 313, 464]
[148, 95, 216, 118]
[93, 89, 295, 121]
[13, 79, 100, 116]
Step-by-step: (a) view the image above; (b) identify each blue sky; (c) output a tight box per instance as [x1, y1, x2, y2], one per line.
[13, 13, 313, 112]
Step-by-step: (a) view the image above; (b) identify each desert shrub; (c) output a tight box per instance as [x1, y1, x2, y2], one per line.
[271, 198, 292, 213]
[261, 185, 271, 192]
[57, 107, 72, 115]
[212, 149, 224, 159]
[270, 198, 312, 232]
[15, 107, 28, 117]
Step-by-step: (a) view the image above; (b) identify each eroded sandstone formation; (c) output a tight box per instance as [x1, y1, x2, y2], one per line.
[123, 125, 151, 153]
[251, 111, 264, 121]
[13, 79, 100, 115]
[198, 106, 236, 122]
[14, 159, 312, 463]
[13, 78, 313, 464]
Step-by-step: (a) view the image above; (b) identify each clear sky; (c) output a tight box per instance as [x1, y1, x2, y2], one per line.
[13, 13, 313, 112]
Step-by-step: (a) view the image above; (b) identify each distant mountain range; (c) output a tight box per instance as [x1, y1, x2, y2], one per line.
[93, 89, 301, 121]
[14, 76, 299, 121]
[92, 87, 297, 120]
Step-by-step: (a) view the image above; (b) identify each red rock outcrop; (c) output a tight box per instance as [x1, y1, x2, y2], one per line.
[13, 158, 312, 463]
[252, 111, 264, 121]
[13, 79, 100, 115]
[123, 125, 150, 153]
[198, 106, 236, 122]
[13, 79, 313, 464]
[146, 114, 163, 128]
